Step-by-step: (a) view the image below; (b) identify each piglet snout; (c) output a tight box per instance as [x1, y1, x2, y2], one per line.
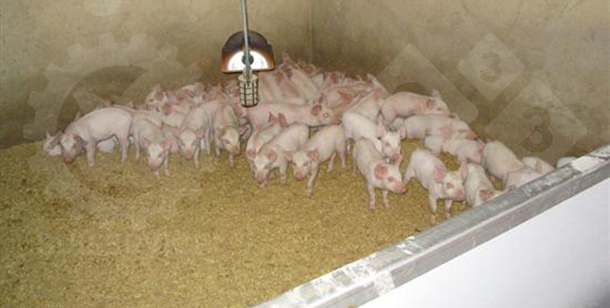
[394, 183, 407, 194]
[255, 173, 266, 183]
[63, 153, 74, 164]
[230, 146, 240, 156]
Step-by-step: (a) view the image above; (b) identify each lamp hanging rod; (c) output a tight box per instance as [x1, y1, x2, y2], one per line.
[239, 0, 252, 80]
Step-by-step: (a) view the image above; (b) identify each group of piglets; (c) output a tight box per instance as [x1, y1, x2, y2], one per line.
[42, 53, 569, 223]
[43, 80, 248, 178]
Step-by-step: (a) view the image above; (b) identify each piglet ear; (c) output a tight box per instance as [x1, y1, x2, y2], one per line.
[162, 104, 172, 115]
[283, 151, 293, 161]
[432, 166, 445, 183]
[277, 113, 288, 127]
[268, 112, 277, 123]
[318, 93, 327, 105]
[247, 149, 256, 161]
[311, 104, 322, 116]
[460, 164, 469, 179]
[338, 91, 353, 102]
[479, 189, 494, 202]
[426, 99, 436, 109]
[375, 123, 386, 138]
[74, 135, 88, 147]
[307, 149, 320, 161]
[266, 149, 278, 162]
[49, 132, 62, 147]
[373, 164, 388, 180]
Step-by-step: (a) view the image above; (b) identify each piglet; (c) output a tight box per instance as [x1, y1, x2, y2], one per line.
[380, 90, 450, 125]
[556, 156, 577, 168]
[522, 156, 555, 175]
[426, 135, 484, 165]
[464, 164, 499, 207]
[258, 71, 285, 101]
[394, 115, 474, 141]
[247, 101, 339, 130]
[344, 88, 386, 121]
[285, 66, 319, 101]
[286, 125, 347, 196]
[161, 124, 181, 155]
[43, 132, 63, 156]
[51, 107, 132, 167]
[250, 124, 309, 185]
[353, 139, 407, 209]
[482, 141, 542, 190]
[178, 105, 213, 166]
[482, 141, 527, 183]
[246, 113, 288, 162]
[132, 119, 171, 178]
[342, 112, 402, 164]
[213, 105, 246, 168]
[404, 149, 467, 222]
[505, 167, 542, 190]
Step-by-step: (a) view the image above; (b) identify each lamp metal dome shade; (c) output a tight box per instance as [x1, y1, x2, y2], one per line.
[221, 31, 275, 73]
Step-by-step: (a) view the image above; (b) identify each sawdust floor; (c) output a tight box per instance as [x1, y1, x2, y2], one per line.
[1, 139, 471, 308]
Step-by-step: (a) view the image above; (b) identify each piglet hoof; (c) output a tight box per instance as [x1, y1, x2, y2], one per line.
[445, 212, 452, 219]
[368, 202, 376, 210]
[383, 201, 390, 209]
[429, 215, 437, 225]
[306, 189, 313, 197]
[88, 161, 95, 168]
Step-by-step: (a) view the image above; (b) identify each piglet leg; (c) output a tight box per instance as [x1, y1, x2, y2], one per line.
[367, 185, 376, 210]
[444, 199, 453, 219]
[118, 137, 129, 163]
[327, 153, 336, 172]
[306, 163, 320, 197]
[86, 143, 97, 167]
[382, 189, 390, 208]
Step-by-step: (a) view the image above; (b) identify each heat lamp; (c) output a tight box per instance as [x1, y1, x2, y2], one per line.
[221, 0, 275, 107]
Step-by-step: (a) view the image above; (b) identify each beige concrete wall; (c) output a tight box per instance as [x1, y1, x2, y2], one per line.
[1, 0, 312, 148]
[312, 0, 609, 161]
[2, 0, 608, 161]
